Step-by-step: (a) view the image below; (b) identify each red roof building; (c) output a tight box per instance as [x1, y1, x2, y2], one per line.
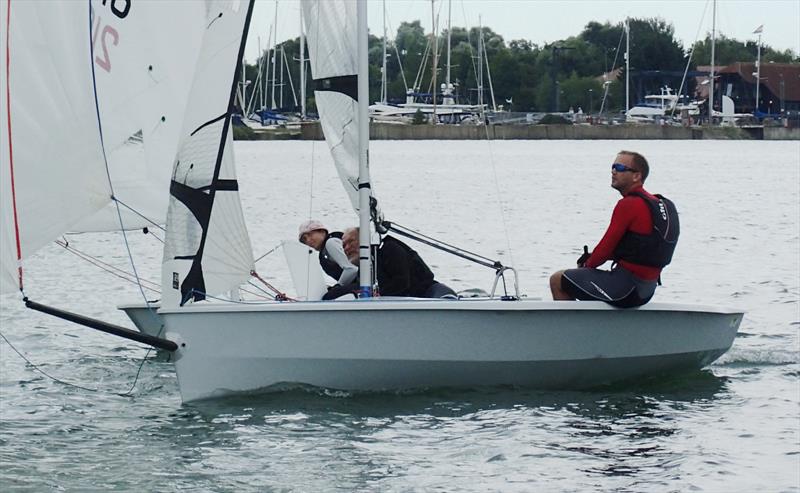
[715, 62, 800, 114]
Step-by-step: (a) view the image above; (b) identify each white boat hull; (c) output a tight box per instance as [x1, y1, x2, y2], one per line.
[155, 299, 742, 402]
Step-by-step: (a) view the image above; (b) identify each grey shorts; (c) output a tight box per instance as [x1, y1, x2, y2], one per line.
[561, 266, 657, 308]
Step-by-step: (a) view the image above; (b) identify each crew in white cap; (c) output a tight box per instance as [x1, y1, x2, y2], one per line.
[298, 220, 358, 300]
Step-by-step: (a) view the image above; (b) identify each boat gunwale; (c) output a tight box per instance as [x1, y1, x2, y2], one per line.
[149, 299, 744, 316]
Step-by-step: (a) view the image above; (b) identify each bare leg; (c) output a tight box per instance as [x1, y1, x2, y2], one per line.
[550, 270, 574, 300]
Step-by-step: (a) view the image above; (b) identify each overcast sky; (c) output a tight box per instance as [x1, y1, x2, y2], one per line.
[245, 0, 799, 62]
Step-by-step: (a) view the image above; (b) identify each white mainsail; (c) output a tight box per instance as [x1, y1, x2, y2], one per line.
[301, 0, 364, 212]
[1, 1, 108, 294]
[161, 0, 255, 307]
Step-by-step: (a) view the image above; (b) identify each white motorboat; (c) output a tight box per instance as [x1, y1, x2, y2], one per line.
[2, 0, 743, 404]
[626, 87, 700, 122]
[369, 101, 484, 124]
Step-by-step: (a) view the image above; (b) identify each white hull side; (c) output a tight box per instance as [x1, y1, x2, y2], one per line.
[158, 300, 742, 402]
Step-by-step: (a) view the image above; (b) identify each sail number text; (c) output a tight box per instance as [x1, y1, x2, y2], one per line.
[92, 0, 130, 73]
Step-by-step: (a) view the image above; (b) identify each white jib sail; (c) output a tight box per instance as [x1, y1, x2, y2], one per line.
[1, 1, 109, 294]
[301, 0, 365, 212]
[161, 0, 254, 307]
[72, 1, 209, 232]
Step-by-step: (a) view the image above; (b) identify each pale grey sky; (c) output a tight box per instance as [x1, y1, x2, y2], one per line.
[245, 0, 800, 62]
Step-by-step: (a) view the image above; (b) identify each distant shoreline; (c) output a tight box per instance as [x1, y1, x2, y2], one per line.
[235, 123, 799, 141]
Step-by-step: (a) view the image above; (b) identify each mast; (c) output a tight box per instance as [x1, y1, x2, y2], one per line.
[625, 18, 630, 118]
[264, 22, 274, 111]
[240, 55, 247, 114]
[709, 0, 716, 123]
[478, 15, 484, 108]
[271, 0, 278, 109]
[483, 34, 497, 112]
[430, 0, 437, 125]
[258, 36, 263, 112]
[282, 45, 298, 106]
[300, 7, 306, 118]
[280, 46, 285, 108]
[381, 0, 388, 104]
[446, 0, 451, 91]
[755, 26, 762, 114]
[357, 0, 373, 298]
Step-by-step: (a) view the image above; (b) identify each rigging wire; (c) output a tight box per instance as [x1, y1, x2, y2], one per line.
[83, 0, 162, 395]
[423, 0, 446, 96]
[451, 0, 516, 269]
[187, 290, 288, 304]
[254, 242, 283, 264]
[142, 227, 165, 245]
[477, 134, 515, 268]
[0, 330, 101, 394]
[460, 1, 482, 109]
[245, 280, 278, 299]
[110, 197, 166, 232]
[598, 27, 626, 116]
[458, 2, 516, 271]
[251, 270, 293, 301]
[56, 237, 161, 294]
[388, 221, 499, 266]
[385, 15, 410, 94]
[670, 0, 711, 118]
[0, 328, 165, 398]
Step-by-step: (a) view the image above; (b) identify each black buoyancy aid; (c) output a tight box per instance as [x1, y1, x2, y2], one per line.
[318, 231, 345, 280]
[613, 191, 679, 268]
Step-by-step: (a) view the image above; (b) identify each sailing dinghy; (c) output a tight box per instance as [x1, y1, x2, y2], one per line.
[2, 0, 743, 403]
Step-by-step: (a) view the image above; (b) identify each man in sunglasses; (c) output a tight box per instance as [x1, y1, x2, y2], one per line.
[549, 150, 679, 308]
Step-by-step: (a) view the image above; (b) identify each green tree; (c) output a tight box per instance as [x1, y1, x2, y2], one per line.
[239, 16, 796, 117]
[691, 34, 799, 65]
[559, 73, 604, 113]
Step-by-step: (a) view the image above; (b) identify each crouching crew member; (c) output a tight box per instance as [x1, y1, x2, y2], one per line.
[298, 220, 358, 300]
[342, 228, 457, 299]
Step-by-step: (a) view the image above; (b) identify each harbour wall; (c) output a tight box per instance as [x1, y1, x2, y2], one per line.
[763, 127, 800, 140]
[242, 123, 799, 141]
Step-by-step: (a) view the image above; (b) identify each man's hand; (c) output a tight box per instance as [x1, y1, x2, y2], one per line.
[577, 245, 591, 267]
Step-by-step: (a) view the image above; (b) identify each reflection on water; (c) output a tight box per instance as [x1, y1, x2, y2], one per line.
[185, 370, 729, 421]
[152, 373, 732, 488]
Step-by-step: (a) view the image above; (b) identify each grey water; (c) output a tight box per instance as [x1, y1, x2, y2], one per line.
[1, 140, 798, 491]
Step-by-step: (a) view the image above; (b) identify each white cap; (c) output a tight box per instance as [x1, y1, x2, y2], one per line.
[298, 219, 327, 241]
